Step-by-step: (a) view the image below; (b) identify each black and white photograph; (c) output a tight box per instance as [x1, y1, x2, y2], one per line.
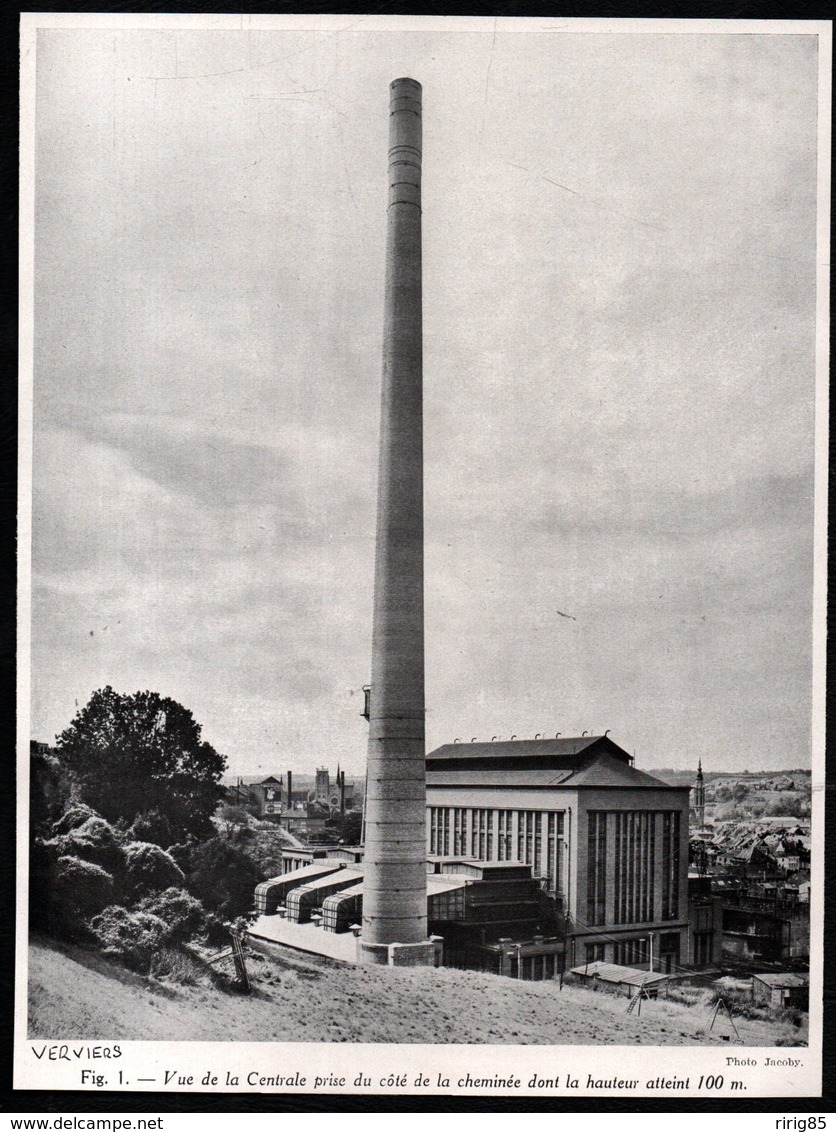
[16, 13, 829, 1100]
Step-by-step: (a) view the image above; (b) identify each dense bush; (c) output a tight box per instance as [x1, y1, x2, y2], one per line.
[123, 842, 184, 900]
[50, 856, 115, 940]
[88, 905, 170, 972]
[258, 855, 283, 878]
[45, 817, 126, 877]
[52, 803, 99, 836]
[137, 887, 205, 943]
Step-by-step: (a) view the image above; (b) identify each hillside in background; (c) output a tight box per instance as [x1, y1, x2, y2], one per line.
[649, 768, 812, 787]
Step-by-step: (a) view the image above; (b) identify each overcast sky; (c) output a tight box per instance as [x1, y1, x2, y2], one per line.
[26, 18, 823, 777]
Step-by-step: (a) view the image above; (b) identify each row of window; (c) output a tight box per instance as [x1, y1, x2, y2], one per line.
[427, 806, 566, 893]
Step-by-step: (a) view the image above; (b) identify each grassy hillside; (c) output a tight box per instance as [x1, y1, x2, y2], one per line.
[28, 937, 805, 1046]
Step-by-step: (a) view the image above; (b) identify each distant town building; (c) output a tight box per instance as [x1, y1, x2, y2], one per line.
[687, 876, 724, 966]
[774, 847, 801, 872]
[721, 886, 809, 961]
[258, 775, 283, 818]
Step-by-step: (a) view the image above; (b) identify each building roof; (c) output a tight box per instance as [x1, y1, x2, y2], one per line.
[260, 775, 282, 785]
[428, 735, 614, 762]
[291, 868, 363, 892]
[254, 861, 341, 897]
[428, 768, 577, 788]
[427, 737, 680, 791]
[752, 973, 809, 988]
[427, 873, 471, 895]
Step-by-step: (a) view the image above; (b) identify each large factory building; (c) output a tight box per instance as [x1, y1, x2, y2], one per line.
[250, 732, 693, 978]
[426, 735, 691, 973]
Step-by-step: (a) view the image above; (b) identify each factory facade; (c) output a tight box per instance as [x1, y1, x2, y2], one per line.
[425, 735, 691, 972]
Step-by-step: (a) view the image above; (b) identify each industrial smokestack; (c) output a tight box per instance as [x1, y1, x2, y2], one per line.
[359, 78, 429, 964]
[286, 770, 292, 812]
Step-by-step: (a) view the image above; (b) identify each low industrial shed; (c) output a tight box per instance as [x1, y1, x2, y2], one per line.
[254, 862, 343, 915]
[285, 869, 364, 923]
[570, 961, 672, 998]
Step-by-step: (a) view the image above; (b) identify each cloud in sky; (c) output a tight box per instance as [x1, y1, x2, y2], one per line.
[27, 20, 821, 774]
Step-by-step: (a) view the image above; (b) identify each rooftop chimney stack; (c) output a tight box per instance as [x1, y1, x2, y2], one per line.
[358, 79, 431, 965]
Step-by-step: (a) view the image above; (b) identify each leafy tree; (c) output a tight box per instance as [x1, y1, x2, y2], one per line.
[29, 743, 71, 838]
[765, 794, 809, 818]
[217, 804, 252, 834]
[128, 808, 176, 849]
[179, 836, 260, 922]
[338, 811, 363, 845]
[55, 687, 226, 840]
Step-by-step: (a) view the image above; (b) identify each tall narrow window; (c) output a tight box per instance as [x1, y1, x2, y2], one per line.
[662, 812, 680, 920]
[587, 811, 607, 926]
[613, 811, 659, 924]
[452, 808, 465, 856]
[555, 811, 565, 895]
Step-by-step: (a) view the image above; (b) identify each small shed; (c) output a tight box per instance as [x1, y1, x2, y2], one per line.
[570, 961, 672, 998]
[752, 972, 809, 1011]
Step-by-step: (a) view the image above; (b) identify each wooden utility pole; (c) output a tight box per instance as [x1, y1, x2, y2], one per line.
[229, 928, 251, 993]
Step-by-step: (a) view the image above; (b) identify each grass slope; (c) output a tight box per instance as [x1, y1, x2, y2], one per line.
[28, 937, 804, 1046]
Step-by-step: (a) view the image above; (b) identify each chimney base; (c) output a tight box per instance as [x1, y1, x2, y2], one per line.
[357, 938, 439, 967]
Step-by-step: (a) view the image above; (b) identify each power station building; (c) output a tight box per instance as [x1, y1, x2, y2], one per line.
[425, 735, 691, 972]
[250, 733, 699, 976]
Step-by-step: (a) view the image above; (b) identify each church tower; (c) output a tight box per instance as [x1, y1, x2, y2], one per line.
[694, 759, 706, 829]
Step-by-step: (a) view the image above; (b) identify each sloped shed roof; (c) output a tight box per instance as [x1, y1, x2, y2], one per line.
[570, 961, 670, 987]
